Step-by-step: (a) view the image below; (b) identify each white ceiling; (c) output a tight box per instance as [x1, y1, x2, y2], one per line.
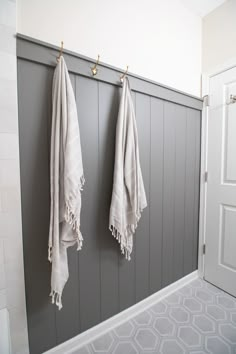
[180, 0, 227, 17]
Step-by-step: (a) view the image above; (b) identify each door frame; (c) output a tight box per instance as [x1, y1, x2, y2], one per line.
[198, 58, 236, 279]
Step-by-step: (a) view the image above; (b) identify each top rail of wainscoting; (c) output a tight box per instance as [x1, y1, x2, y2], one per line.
[17, 34, 203, 111]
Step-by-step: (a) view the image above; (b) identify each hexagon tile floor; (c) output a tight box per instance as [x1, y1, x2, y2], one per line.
[74, 278, 236, 354]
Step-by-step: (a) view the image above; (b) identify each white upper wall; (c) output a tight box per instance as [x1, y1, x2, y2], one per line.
[17, 0, 202, 96]
[202, 0, 236, 73]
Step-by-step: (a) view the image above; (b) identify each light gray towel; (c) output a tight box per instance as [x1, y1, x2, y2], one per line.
[109, 77, 147, 260]
[48, 56, 84, 310]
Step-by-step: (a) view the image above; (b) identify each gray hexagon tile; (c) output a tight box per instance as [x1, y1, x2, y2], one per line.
[195, 289, 213, 303]
[183, 297, 202, 313]
[207, 304, 226, 321]
[220, 324, 236, 344]
[160, 339, 185, 354]
[217, 295, 236, 310]
[150, 301, 167, 315]
[178, 326, 201, 348]
[231, 313, 236, 325]
[193, 314, 215, 334]
[91, 333, 114, 353]
[170, 307, 190, 323]
[154, 317, 175, 336]
[206, 336, 231, 354]
[74, 278, 236, 354]
[178, 285, 192, 297]
[165, 292, 181, 305]
[133, 311, 152, 326]
[114, 321, 135, 338]
[135, 328, 159, 351]
[112, 342, 138, 354]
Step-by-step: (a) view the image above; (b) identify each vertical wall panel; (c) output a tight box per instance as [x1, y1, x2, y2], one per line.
[162, 102, 176, 287]
[193, 111, 201, 270]
[150, 98, 164, 293]
[184, 108, 197, 275]
[135, 93, 151, 302]
[17, 60, 57, 354]
[17, 51, 202, 353]
[173, 105, 187, 282]
[76, 76, 101, 332]
[98, 82, 120, 321]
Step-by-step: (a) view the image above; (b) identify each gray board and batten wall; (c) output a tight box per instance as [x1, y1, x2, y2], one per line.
[17, 34, 203, 354]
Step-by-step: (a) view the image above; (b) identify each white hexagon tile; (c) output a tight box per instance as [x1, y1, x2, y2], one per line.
[73, 279, 236, 353]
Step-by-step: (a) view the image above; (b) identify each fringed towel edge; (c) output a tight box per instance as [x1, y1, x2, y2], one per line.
[109, 207, 145, 261]
[50, 290, 62, 310]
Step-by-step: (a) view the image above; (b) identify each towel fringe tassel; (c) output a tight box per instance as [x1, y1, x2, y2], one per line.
[109, 225, 131, 261]
[50, 290, 62, 310]
[109, 207, 145, 261]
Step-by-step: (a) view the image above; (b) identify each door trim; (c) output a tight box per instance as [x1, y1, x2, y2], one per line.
[198, 61, 236, 278]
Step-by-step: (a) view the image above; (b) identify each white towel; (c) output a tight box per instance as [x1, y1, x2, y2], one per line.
[48, 56, 84, 310]
[109, 77, 147, 260]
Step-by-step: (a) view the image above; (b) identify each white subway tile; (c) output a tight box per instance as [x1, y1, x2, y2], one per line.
[10, 326, 29, 354]
[0, 25, 15, 55]
[0, 289, 6, 309]
[3, 237, 23, 264]
[0, 187, 20, 213]
[0, 107, 18, 133]
[0, 239, 4, 264]
[0, 52, 16, 80]
[9, 307, 29, 354]
[0, 0, 16, 27]
[0, 195, 2, 213]
[0, 133, 19, 159]
[0, 264, 6, 289]
[0, 160, 20, 187]
[6, 283, 25, 310]
[0, 212, 21, 239]
[0, 78, 17, 106]
[5, 260, 24, 290]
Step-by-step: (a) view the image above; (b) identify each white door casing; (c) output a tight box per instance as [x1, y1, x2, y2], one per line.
[204, 66, 236, 297]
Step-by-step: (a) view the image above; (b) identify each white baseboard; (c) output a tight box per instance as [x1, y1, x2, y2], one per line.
[44, 270, 198, 354]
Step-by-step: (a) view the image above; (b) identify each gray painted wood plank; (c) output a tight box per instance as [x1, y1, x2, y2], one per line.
[55, 74, 80, 343]
[17, 52, 202, 353]
[135, 93, 150, 302]
[173, 105, 187, 282]
[162, 102, 176, 287]
[118, 91, 136, 311]
[184, 108, 197, 275]
[98, 82, 120, 321]
[192, 111, 201, 270]
[75, 76, 101, 331]
[17, 60, 57, 354]
[150, 97, 164, 293]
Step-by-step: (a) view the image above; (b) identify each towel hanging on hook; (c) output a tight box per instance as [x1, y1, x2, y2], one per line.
[120, 65, 129, 83]
[56, 41, 64, 62]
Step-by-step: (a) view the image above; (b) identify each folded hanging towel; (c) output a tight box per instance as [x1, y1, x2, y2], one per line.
[109, 77, 147, 260]
[48, 56, 84, 310]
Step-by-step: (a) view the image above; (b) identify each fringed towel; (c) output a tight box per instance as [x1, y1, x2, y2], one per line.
[109, 77, 147, 260]
[48, 56, 84, 310]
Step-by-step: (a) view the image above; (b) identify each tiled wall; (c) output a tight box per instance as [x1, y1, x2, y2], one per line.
[0, 0, 29, 353]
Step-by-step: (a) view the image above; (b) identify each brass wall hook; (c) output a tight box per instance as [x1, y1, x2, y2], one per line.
[91, 55, 100, 76]
[120, 65, 129, 83]
[57, 41, 64, 62]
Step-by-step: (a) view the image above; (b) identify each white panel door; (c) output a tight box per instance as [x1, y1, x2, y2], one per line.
[205, 66, 236, 296]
